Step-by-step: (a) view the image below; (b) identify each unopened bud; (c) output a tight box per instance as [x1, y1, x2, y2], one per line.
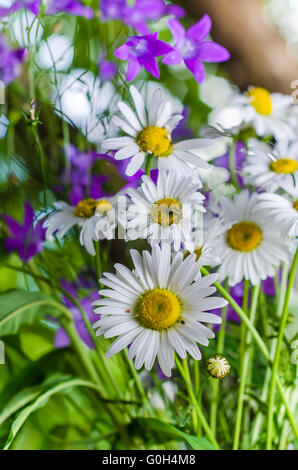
[206, 354, 230, 379]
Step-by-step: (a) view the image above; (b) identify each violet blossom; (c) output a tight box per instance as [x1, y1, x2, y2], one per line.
[56, 145, 108, 205]
[0, 0, 40, 17]
[0, 34, 26, 85]
[56, 145, 144, 205]
[114, 32, 174, 81]
[55, 280, 98, 349]
[0, 0, 93, 19]
[101, 0, 185, 34]
[2, 202, 45, 262]
[98, 55, 118, 82]
[162, 15, 230, 83]
[122, 0, 185, 35]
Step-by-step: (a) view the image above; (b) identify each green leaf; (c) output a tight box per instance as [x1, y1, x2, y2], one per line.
[0, 290, 64, 336]
[0, 386, 41, 426]
[130, 417, 216, 450]
[3, 377, 102, 450]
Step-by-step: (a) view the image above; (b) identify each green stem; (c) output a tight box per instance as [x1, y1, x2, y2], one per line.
[175, 357, 220, 449]
[145, 154, 153, 176]
[233, 284, 260, 450]
[61, 318, 131, 448]
[228, 140, 239, 191]
[123, 349, 153, 416]
[61, 318, 100, 385]
[31, 126, 47, 205]
[1, 261, 119, 398]
[210, 286, 228, 435]
[266, 246, 298, 449]
[250, 263, 289, 446]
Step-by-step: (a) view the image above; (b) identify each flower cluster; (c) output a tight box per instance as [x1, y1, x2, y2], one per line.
[1, 0, 297, 451]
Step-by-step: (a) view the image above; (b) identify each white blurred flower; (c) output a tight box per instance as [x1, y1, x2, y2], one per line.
[10, 11, 43, 48]
[36, 35, 74, 71]
[0, 114, 9, 138]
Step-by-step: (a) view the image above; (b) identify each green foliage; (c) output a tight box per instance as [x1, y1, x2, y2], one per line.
[0, 290, 63, 336]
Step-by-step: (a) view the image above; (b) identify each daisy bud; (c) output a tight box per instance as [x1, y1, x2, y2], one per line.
[206, 354, 230, 379]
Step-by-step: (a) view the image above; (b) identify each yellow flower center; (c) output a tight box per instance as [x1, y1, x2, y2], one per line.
[134, 288, 181, 331]
[293, 200, 298, 211]
[150, 197, 182, 227]
[74, 198, 112, 218]
[136, 126, 173, 157]
[228, 221, 262, 252]
[270, 159, 298, 174]
[247, 87, 272, 115]
[184, 246, 203, 262]
[95, 199, 113, 215]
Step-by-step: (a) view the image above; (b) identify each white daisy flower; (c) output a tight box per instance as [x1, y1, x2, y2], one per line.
[255, 189, 298, 238]
[244, 138, 298, 192]
[225, 87, 294, 140]
[101, 85, 213, 179]
[214, 190, 289, 286]
[44, 197, 118, 255]
[126, 171, 205, 251]
[93, 244, 227, 377]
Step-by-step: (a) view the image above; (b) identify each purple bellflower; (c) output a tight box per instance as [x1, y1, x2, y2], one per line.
[122, 0, 185, 34]
[56, 144, 108, 206]
[101, 0, 185, 34]
[56, 145, 144, 204]
[0, 0, 40, 17]
[114, 32, 174, 81]
[55, 280, 98, 349]
[101, 0, 125, 20]
[0, 34, 26, 85]
[2, 202, 45, 262]
[162, 15, 230, 83]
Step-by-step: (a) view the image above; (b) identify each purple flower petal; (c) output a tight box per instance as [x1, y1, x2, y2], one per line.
[55, 327, 71, 348]
[139, 55, 160, 78]
[2, 214, 23, 236]
[46, 0, 94, 19]
[186, 14, 212, 41]
[162, 49, 183, 65]
[127, 57, 142, 81]
[75, 320, 95, 349]
[2, 202, 45, 262]
[24, 201, 34, 227]
[114, 44, 129, 60]
[168, 18, 185, 43]
[262, 277, 275, 296]
[148, 38, 174, 56]
[184, 57, 206, 84]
